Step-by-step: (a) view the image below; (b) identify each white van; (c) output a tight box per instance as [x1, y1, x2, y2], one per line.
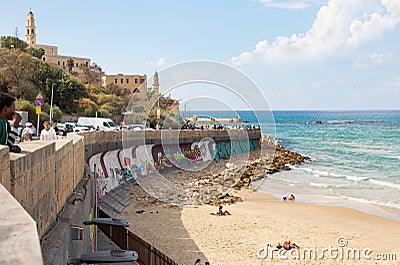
[77, 117, 116, 131]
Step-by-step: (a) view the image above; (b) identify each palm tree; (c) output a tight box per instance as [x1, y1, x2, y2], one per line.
[66, 58, 74, 72]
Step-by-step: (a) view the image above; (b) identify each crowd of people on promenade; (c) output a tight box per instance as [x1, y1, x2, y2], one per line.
[0, 93, 62, 153]
[185, 122, 260, 131]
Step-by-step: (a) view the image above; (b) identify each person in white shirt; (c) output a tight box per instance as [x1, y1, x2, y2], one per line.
[40, 121, 57, 140]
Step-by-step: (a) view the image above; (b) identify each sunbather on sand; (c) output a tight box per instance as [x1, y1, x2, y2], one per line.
[214, 205, 231, 216]
[283, 240, 300, 250]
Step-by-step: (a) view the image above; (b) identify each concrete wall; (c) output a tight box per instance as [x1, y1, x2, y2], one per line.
[7, 135, 85, 238]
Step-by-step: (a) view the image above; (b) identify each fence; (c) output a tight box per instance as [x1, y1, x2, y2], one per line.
[98, 209, 179, 265]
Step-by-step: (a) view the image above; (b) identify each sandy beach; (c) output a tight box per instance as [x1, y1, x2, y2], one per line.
[117, 139, 400, 265]
[121, 184, 400, 265]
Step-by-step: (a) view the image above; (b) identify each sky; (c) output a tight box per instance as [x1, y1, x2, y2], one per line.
[1, 0, 399, 110]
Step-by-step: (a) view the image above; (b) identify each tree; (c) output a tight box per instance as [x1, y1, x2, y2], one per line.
[80, 63, 104, 85]
[77, 97, 98, 116]
[0, 48, 35, 98]
[0, 36, 27, 50]
[55, 75, 88, 113]
[15, 98, 36, 122]
[66, 58, 74, 73]
[31, 58, 63, 103]
[25, 47, 45, 59]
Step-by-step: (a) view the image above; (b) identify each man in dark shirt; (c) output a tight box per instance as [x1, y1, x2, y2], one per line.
[0, 93, 21, 152]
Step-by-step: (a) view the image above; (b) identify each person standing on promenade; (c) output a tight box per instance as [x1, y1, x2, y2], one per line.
[40, 120, 57, 140]
[0, 93, 21, 152]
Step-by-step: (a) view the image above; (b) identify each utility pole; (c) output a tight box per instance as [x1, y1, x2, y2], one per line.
[50, 84, 55, 124]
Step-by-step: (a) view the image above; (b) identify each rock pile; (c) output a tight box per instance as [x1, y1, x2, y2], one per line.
[161, 137, 310, 206]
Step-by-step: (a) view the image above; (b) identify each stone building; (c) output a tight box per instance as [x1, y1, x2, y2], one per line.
[101, 73, 148, 100]
[25, 11, 91, 73]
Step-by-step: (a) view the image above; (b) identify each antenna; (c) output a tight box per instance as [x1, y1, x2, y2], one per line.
[14, 27, 19, 38]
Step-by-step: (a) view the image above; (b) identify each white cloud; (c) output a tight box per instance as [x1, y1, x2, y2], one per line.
[353, 53, 392, 69]
[258, 0, 327, 9]
[150, 57, 166, 67]
[258, 0, 308, 9]
[233, 0, 400, 65]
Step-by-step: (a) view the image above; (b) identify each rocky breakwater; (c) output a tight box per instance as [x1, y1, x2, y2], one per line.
[161, 137, 310, 206]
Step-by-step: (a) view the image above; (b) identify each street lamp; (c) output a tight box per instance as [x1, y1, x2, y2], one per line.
[50, 83, 55, 124]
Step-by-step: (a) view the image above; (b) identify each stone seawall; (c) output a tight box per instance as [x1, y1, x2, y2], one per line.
[0, 129, 261, 264]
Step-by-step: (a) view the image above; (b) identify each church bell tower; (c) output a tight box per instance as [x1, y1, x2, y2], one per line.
[25, 10, 37, 47]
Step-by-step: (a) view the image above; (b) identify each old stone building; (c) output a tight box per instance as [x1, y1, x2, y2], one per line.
[25, 11, 91, 73]
[101, 73, 148, 99]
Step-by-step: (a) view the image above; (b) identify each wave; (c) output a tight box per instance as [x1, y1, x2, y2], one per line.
[336, 192, 400, 210]
[309, 182, 351, 189]
[384, 155, 400, 161]
[297, 167, 370, 182]
[326, 120, 354, 125]
[369, 179, 400, 191]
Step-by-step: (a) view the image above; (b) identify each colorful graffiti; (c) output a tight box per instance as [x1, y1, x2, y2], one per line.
[89, 139, 256, 200]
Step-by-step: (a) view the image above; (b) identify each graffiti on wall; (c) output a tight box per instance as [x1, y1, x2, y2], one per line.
[89, 139, 256, 200]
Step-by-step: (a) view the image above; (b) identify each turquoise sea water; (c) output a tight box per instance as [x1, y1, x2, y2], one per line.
[192, 110, 400, 220]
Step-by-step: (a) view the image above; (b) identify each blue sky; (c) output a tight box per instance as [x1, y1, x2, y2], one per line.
[1, 0, 399, 110]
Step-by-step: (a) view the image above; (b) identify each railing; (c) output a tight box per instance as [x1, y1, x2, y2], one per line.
[98, 209, 179, 265]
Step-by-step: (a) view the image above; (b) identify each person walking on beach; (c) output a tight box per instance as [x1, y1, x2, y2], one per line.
[40, 120, 57, 140]
[0, 93, 21, 152]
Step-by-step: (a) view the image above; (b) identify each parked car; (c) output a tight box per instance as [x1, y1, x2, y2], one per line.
[127, 124, 155, 131]
[56, 123, 73, 136]
[65, 122, 89, 132]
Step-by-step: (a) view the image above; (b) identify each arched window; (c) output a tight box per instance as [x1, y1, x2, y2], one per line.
[27, 29, 29, 34]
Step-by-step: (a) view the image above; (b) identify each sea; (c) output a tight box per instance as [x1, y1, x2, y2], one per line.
[190, 110, 400, 221]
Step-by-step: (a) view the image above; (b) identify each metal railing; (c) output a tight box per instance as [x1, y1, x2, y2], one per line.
[98, 209, 179, 265]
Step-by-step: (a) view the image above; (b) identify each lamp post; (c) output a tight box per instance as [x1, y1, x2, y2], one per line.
[50, 83, 55, 124]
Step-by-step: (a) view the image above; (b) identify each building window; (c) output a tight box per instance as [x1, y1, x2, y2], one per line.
[43, 57, 46, 61]
[76, 63, 78, 67]
[115, 79, 117, 84]
[58, 61, 60, 65]
[32, 29, 34, 34]
[121, 79, 123, 84]
[63, 62, 65, 66]
[135, 78, 138, 84]
[86, 62, 88, 67]
[27, 29, 29, 34]
[126, 79, 129, 84]
[140, 79, 145, 84]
